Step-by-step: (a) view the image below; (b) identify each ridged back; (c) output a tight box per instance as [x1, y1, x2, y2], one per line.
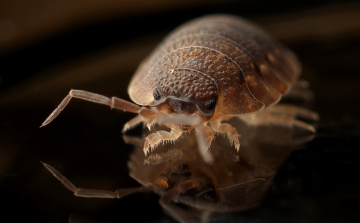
[128, 15, 301, 115]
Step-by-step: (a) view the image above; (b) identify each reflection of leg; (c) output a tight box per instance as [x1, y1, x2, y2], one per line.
[159, 184, 198, 223]
[144, 149, 183, 166]
[42, 162, 144, 198]
[143, 128, 183, 155]
[196, 124, 215, 163]
[210, 121, 240, 152]
[200, 211, 212, 223]
[240, 104, 318, 133]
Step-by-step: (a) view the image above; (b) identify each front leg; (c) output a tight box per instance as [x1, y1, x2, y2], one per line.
[195, 124, 215, 164]
[210, 120, 241, 152]
[41, 89, 157, 127]
[143, 128, 183, 155]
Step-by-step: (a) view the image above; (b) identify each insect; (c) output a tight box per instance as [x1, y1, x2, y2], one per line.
[41, 14, 315, 163]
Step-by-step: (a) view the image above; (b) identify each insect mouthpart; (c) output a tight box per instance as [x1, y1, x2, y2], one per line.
[168, 98, 197, 114]
[179, 125, 192, 132]
[157, 113, 203, 127]
[151, 97, 197, 114]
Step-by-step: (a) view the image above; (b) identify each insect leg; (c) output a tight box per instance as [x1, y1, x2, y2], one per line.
[195, 124, 215, 164]
[122, 115, 144, 133]
[210, 121, 241, 152]
[122, 135, 144, 147]
[264, 104, 319, 121]
[240, 104, 318, 133]
[282, 80, 314, 102]
[41, 89, 157, 127]
[143, 128, 183, 155]
[42, 162, 146, 198]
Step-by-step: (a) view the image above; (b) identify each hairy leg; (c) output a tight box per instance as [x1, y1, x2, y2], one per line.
[195, 124, 215, 164]
[210, 120, 241, 152]
[143, 127, 183, 155]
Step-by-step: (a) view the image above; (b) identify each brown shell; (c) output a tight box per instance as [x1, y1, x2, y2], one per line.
[128, 15, 301, 116]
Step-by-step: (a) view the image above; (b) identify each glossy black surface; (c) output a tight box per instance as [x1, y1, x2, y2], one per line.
[1, 1, 360, 222]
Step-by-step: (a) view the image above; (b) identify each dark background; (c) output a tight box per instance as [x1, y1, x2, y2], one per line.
[1, 0, 360, 222]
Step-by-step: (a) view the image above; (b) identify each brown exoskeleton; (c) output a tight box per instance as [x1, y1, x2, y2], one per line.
[41, 15, 318, 163]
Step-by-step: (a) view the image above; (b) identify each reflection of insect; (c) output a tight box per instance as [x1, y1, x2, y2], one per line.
[42, 116, 311, 223]
[41, 14, 314, 163]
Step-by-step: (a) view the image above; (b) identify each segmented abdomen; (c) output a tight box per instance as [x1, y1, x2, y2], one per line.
[129, 15, 301, 115]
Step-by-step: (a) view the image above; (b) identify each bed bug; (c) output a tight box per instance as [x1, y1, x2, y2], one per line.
[41, 14, 316, 163]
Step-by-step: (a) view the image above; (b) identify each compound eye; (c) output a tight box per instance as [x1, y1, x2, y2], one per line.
[153, 88, 161, 100]
[204, 98, 216, 109]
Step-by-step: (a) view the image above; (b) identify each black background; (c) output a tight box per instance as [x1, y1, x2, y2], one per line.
[1, 0, 360, 222]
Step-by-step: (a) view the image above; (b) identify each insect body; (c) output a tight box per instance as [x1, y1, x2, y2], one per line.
[41, 15, 309, 163]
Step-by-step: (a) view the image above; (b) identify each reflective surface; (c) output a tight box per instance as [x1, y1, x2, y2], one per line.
[40, 111, 315, 222]
[1, 1, 360, 222]
[126, 114, 314, 222]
